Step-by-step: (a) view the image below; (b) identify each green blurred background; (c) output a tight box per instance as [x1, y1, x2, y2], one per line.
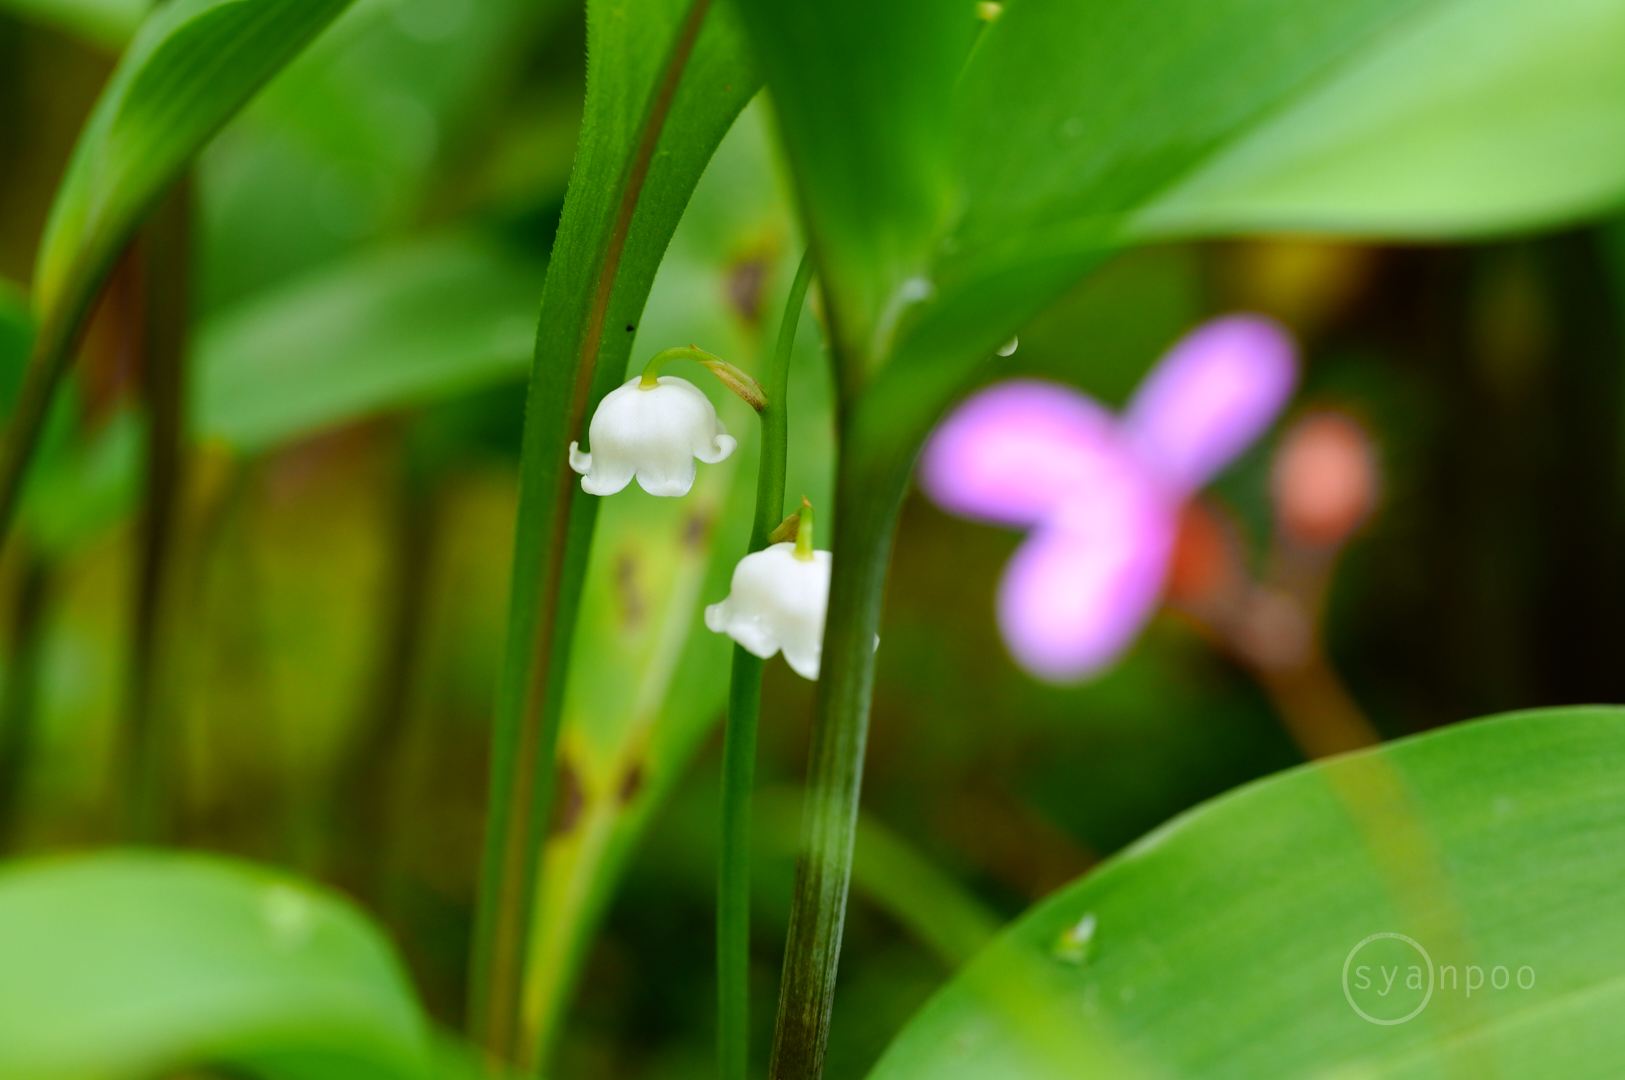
[3, 0, 1625, 1076]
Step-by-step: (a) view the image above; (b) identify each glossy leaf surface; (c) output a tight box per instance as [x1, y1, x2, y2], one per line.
[0, 852, 433, 1080]
[869, 707, 1625, 1080]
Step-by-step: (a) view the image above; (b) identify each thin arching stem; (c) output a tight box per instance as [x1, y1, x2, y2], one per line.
[718, 249, 813, 1080]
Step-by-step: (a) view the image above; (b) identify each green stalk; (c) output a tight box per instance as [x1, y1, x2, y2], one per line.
[766, 460, 899, 1080]
[0, 554, 50, 852]
[763, 300, 1040, 1079]
[718, 251, 813, 1080]
[123, 181, 191, 844]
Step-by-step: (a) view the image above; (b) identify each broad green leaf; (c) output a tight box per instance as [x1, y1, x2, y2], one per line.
[903, 0, 1625, 382]
[0, 0, 144, 50]
[0, 851, 433, 1080]
[953, 0, 1625, 269]
[193, 234, 546, 453]
[729, 0, 974, 369]
[474, 0, 760, 1060]
[869, 707, 1625, 1080]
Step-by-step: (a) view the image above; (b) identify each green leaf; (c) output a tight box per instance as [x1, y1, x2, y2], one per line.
[197, 0, 562, 309]
[0, 0, 145, 50]
[0, 281, 29, 418]
[518, 102, 831, 1062]
[471, 0, 761, 1061]
[729, 0, 974, 370]
[0, 291, 142, 556]
[34, 0, 355, 320]
[724, 1, 1625, 1074]
[193, 234, 547, 453]
[868, 707, 1625, 1080]
[0, 0, 360, 544]
[954, 0, 1625, 269]
[750, 789, 1002, 972]
[0, 851, 433, 1080]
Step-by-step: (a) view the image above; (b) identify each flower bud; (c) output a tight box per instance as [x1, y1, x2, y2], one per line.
[1271, 411, 1376, 549]
[568, 376, 736, 497]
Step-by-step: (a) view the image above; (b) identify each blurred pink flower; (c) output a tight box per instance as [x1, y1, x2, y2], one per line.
[919, 314, 1298, 682]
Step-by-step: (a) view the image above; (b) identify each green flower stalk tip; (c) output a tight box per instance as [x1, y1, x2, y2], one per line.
[794, 497, 815, 562]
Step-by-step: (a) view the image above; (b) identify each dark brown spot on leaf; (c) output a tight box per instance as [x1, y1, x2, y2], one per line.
[683, 511, 713, 551]
[618, 762, 646, 805]
[549, 760, 585, 836]
[726, 257, 770, 325]
[615, 552, 646, 630]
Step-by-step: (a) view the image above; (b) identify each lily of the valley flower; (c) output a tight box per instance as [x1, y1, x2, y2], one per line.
[570, 346, 759, 497]
[919, 314, 1297, 683]
[706, 499, 831, 680]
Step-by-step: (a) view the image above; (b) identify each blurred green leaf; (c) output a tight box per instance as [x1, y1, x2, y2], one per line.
[0, 851, 433, 1080]
[198, 0, 562, 309]
[0, 281, 29, 418]
[193, 233, 546, 453]
[895, 0, 1625, 385]
[34, 0, 355, 318]
[0, 0, 359, 542]
[729, 0, 973, 369]
[753, 789, 1002, 971]
[869, 706, 1625, 1080]
[0, 0, 145, 50]
[0, 291, 142, 556]
[472, 0, 761, 1059]
[954, 0, 1625, 270]
[19, 398, 141, 556]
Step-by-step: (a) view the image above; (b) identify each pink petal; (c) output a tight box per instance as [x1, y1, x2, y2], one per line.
[919, 380, 1123, 528]
[996, 471, 1176, 683]
[1123, 314, 1298, 492]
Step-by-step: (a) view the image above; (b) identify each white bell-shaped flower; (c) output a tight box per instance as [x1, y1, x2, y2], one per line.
[706, 500, 831, 680]
[706, 543, 831, 680]
[569, 375, 736, 497]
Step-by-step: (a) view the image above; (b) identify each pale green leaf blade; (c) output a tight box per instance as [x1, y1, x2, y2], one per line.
[0, 851, 434, 1080]
[951, 0, 1625, 275]
[1129, 0, 1625, 238]
[193, 234, 546, 453]
[868, 707, 1625, 1080]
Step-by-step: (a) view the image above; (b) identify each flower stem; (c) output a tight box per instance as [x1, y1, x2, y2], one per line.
[640, 344, 725, 387]
[123, 179, 191, 844]
[718, 249, 813, 1080]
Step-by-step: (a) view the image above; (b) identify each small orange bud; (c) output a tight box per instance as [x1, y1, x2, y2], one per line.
[1271, 411, 1377, 549]
[1168, 500, 1236, 607]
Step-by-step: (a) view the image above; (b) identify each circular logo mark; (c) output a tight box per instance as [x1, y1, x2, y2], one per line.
[1342, 932, 1433, 1025]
